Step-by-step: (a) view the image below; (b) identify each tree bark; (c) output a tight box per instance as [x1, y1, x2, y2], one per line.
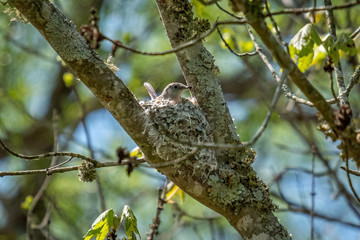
[230, 0, 360, 168]
[8, 0, 292, 238]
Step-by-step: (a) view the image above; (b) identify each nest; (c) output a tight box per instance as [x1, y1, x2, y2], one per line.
[140, 98, 217, 174]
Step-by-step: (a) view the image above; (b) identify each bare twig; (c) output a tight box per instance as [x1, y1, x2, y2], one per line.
[328, 68, 340, 107]
[345, 64, 360, 96]
[46, 157, 74, 174]
[264, 0, 288, 52]
[276, 206, 360, 229]
[147, 179, 169, 240]
[266, 1, 360, 17]
[101, 20, 246, 56]
[324, 0, 348, 105]
[0, 160, 142, 177]
[215, 2, 243, 20]
[216, 26, 258, 57]
[245, 24, 314, 106]
[26, 110, 58, 240]
[0, 138, 100, 165]
[340, 166, 360, 176]
[310, 147, 316, 240]
[197, 0, 220, 6]
[344, 144, 360, 203]
[73, 87, 106, 212]
[247, 70, 289, 146]
[149, 148, 198, 168]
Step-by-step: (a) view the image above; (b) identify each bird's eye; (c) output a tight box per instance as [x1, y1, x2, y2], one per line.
[174, 85, 178, 89]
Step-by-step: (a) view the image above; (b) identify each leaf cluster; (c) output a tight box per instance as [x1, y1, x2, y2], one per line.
[289, 23, 356, 72]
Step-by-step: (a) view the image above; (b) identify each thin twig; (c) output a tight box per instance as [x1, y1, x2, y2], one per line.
[340, 166, 360, 176]
[102, 20, 247, 56]
[0, 138, 100, 165]
[0, 160, 142, 177]
[312, 0, 317, 23]
[26, 110, 58, 240]
[197, 0, 220, 6]
[276, 206, 360, 229]
[344, 144, 360, 203]
[288, 124, 360, 218]
[46, 157, 74, 174]
[215, 2, 243, 20]
[73, 87, 106, 212]
[264, 0, 288, 52]
[266, 1, 360, 17]
[149, 148, 198, 168]
[245, 24, 315, 106]
[324, 0, 348, 105]
[216, 26, 257, 57]
[329, 69, 340, 107]
[248, 69, 289, 146]
[345, 64, 360, 96]
[310, 147, 316, 240]
[147, 179, 169, 240]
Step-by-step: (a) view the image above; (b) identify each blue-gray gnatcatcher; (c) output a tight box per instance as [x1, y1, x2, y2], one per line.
[144, 82, 191, 103]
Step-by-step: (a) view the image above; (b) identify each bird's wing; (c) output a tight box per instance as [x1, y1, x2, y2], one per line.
[144, 82, 158, 100]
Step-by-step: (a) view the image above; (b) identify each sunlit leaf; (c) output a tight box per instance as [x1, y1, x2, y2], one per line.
[20, 195, 33, 211]
[130, 146, 142, 158]
[238, 40, 254, 52]
[323, 35, 338, 64]
[120, 205, 141, 240]
[190, 0, 204, 16]
[84, 209, 114, 240]
[166, 185, 184, 204]
[336, 33, 356, 56]
[289, 24, 321, 72]
[63, 72, 74, 88]
[311, 45, 327, 69]
[298, 51, 314, 72]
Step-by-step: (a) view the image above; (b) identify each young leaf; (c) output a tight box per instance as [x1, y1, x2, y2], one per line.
[336, 33, 357, 56]
[166, 185, 184, 204]
[190, 0, 204, 17]
[289, 24, 321, 72]
[323, 35, 338, 64]
[84, 209, 114, 240]
[63, 72, 74, 88]
[120, 205, 141, 240]
[130, 146, 142, 158]
[298, 51, 314, 72]
[20, 195, 33, 211]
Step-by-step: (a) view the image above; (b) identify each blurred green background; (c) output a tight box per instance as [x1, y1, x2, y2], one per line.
[1, 0, 360, 239]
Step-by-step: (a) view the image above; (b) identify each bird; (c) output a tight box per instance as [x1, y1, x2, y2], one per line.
[144, 82, 191, 103]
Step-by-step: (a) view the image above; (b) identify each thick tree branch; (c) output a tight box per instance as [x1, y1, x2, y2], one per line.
[154, 0, 291, 239]
[7, 0, 157, 157]
[7, 0, 287, 238]
[155, 0, 239, 144]
[230, 0, 360, 167]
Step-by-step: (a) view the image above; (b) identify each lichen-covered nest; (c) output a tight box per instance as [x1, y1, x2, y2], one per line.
[140, 98, 217, 174]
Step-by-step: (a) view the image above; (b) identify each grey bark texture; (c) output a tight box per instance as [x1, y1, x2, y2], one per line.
[230, 0, 360, 168]
[8, 0, 292, 239]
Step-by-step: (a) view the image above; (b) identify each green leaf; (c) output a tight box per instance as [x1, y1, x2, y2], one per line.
[336, 33, 356, 56]
[84, 209, 114, 240]
[21, 195, 33, 211]
[190, 0, 204, 16]
[298, 51, 314, 72]
[323, 35, 338, 64]
[120, 205, 141, 240]
[289, 24, 321, 71]
[311, 45, 327, 68]
[63, 72, 74, 88]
